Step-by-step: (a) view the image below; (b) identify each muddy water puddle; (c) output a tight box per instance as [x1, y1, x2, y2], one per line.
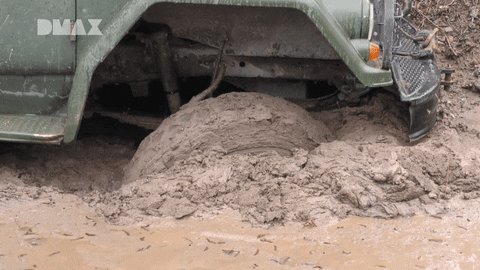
[0, 196, 478, 270]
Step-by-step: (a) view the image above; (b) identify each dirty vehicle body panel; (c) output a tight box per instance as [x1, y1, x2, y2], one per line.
[0, 0, 440, 144]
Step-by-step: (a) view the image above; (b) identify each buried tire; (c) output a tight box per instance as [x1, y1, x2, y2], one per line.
[125, 92, 333, 182]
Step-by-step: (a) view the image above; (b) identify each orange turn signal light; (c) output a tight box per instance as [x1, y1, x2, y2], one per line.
[369, 42, 381, 61]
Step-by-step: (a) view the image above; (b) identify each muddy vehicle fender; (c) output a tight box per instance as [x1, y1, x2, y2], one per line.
[64, 0, 394, 142]
[0, 0, 441, 144]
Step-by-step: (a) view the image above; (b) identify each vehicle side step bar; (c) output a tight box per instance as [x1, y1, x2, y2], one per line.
[0, 114, 65, 144]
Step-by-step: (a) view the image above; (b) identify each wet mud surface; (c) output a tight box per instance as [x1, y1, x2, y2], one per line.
[1, 0, 480, 268]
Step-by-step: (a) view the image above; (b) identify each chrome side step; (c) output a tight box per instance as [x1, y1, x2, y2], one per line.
[0, 114, 65, 144]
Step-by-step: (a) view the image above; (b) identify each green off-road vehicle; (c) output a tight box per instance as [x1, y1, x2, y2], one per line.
[0, 0, 445, 147]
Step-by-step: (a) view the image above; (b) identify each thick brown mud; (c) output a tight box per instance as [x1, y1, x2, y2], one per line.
[1, 0, 480, 268]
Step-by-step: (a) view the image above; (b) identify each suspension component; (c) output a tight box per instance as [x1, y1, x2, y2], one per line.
[151, 31, 182, 114]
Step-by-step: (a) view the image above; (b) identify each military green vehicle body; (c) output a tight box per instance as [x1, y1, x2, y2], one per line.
[0, 0, 440, 144]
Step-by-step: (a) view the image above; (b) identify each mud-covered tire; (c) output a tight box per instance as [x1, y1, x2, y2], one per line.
[125, 92, 332, 182]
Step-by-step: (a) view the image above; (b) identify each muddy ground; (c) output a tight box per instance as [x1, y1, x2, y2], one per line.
[1, 0, 480, 269]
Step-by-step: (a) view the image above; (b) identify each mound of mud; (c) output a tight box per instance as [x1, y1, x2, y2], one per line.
[125, 92, 332, 183]
[90, 94, 480, 225]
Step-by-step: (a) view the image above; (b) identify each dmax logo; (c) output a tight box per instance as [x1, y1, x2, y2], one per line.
[37, 19, 103, 36]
